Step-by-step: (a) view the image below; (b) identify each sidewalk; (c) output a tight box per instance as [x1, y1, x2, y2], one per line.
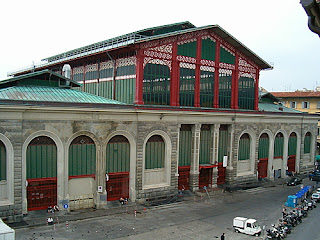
[8, 176, 305, 230]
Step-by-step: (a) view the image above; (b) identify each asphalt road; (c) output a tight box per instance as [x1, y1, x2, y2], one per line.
[15, 181, 318, 240]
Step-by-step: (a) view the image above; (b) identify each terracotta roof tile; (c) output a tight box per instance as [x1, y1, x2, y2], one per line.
[271, 92, 320, 98]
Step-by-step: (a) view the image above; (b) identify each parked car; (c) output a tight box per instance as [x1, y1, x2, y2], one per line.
[309, 170, 320, 181]
[287, 176, 302, 186]
[311, 193, 320, 202]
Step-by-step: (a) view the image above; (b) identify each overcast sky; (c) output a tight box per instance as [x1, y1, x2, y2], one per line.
[0, 0, 319, 92]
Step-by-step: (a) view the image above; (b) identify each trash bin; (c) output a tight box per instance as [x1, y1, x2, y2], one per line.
[286, 195, 297, 208]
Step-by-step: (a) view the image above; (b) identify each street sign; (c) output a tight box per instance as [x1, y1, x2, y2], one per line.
[63, 204, 69, 209]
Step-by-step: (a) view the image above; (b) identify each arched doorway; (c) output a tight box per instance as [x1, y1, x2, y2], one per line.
[68, 135, 96, 210]
[273, 132, 284, 179]
[106, 135, 130, 201]
[258, 133, 269, 179]
[287, 132, 297, 174]
[26, 136, 57, 211]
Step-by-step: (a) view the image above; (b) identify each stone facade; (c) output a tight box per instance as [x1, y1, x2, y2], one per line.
[0, 105, 317, 222]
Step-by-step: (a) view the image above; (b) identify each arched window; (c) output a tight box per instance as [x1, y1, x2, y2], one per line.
[26, 136, 57, 179]
[106, 135, 130, 173]
[0, 141, 6, 181]
[143, 63, 171, 105]
[304, 132, 312, 154]
[238, 133, 250, 161]
[274, 132, 284, 158]
[69, 135, 96, 177]
[258, 133, 269, 178]
[238, 133, 251, 173]
[145, 135, 164, 169]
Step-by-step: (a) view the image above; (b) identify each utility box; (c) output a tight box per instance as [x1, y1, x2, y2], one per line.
[0, 219, 15, 240]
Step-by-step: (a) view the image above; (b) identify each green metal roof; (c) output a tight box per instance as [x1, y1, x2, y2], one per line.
[8, 22, 272, 76]
[259, 102, 302, 113]
[1, 69, 81, 88]
[0, 85, 125, 105]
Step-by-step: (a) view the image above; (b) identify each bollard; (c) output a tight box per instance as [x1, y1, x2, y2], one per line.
[144, 207, 147, 216]
[56, 217, 59, 224]
[53, 223, 56, 231]
[66, 221, 69, 230]
[134, 210, 137, 219]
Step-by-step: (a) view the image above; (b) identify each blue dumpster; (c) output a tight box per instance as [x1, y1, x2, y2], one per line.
[286, 195, 297, 208]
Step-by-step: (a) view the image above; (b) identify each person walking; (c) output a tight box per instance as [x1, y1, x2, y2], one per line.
[221, 232, 225, 240]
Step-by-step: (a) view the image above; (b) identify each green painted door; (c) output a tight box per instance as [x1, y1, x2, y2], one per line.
[69, 135, 96, 177]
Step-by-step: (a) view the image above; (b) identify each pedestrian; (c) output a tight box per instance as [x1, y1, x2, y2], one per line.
[221, 232, 225, 240]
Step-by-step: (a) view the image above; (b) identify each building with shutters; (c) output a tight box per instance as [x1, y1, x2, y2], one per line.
[0, 22, 318, 222]
[271, 90, 320, 154]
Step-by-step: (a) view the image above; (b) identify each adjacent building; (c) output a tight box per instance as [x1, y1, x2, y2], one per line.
[271, 90, 320, 153]
[0, 22, 317, 223]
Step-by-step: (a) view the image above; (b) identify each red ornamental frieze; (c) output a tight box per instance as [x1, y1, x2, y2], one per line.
[176, 55, 197, 64]
[200, 65, 215, 72]
[144, 50, 172, 60]
[100, 61, 113, 70]
[116, 56, 137, 68]
[179, 62, 196, 69]
[201, 35, 216, 42]
[178, 32, 198, 42]
[148, 44, 173, 54]
[141, 40, 161, 49]
[238, 55, 258, 69]
[143, 57, 172, 70]
[73, 66, 84, 74]
[200, 59, 216, 67]
[239, 72, 256, 80]
[177, 37, 197, 45]
[219, 68, 232, 75]
[220, 44, 235, 56]
[238, 66, 256, 74]
[219, 62, 235, 70]
[86, 64, 98, 72]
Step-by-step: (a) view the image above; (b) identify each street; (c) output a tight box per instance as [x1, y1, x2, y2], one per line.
[15, 181, 319, 239]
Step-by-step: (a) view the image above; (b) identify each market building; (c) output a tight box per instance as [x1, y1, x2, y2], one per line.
[0, 22, 318, 223]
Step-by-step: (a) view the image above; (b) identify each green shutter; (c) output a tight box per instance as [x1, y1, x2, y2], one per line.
[219, 73, 232, 108]
[145, 135, 164, 169]
[85, 70, 98, 81]
[26, 137, 57, 179]
[199, 125, 212, 164]
[238, 76, 255, 110]
[106, 136, 130, 173]
[218, 125, 229, 163]
[274, 133, 284, 158]
[69, 136, 96, 177]
[180, 67, 195, 107]
[200, 70, 215, 108]
[178, 41, 197, 58]
[0, 142, 6, 181]
[288, 133, 297, 156]
[84, 82, 98, 96]
[115, 78, 136, 104]
[143, 63, 171, 105]
[304, 132, 311, 154]
[99, 80, 113, 99]
[179, 125, 192, 167]
[201, 38, 216, 61]
[238, 134, 250, 161]
[258, 134, 269, 159]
